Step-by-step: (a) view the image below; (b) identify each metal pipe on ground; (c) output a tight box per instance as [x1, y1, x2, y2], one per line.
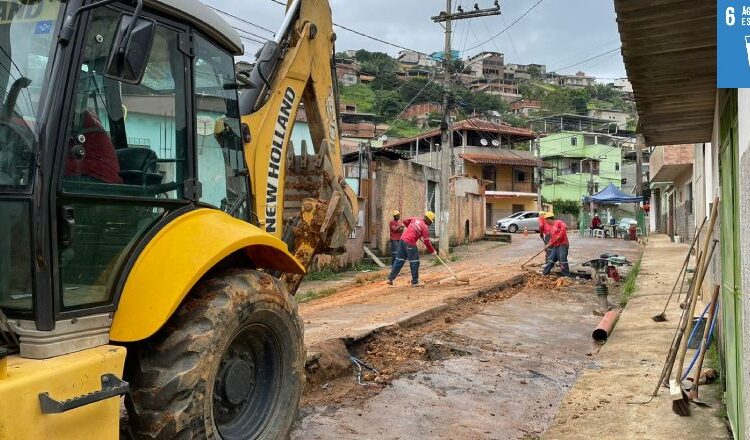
[592, 310, 620, 341]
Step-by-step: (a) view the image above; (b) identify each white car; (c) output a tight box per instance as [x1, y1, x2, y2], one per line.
[496, 211, 543, 233]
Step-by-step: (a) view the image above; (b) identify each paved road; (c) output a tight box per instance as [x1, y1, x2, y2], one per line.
[293, 236, 642, 439]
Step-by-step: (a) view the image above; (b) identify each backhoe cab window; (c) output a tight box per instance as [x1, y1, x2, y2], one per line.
[194, 36, 248, 219]
[62, 8, 187, 199]
[57, 8, 186, 311]
[0, 0, 63, 192]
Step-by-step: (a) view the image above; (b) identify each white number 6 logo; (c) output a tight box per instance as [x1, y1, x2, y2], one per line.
[727, 6, 735, 26]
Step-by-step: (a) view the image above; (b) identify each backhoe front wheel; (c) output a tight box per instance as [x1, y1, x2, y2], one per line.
[126, 269, 305, 440]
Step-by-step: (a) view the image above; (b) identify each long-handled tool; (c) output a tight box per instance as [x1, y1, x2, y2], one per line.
[433, 253, 470, 284]
[688, 285, 720, 402]
[670, 240, 718, 416]
[521, 247, 547, 269]
[652, 217, 706, 322]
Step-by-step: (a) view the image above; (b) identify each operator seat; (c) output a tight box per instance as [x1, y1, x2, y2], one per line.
[116, 147, 163, 186]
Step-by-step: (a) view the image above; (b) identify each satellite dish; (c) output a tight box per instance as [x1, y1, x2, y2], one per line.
[480, 138, 488, 146]
[491, 139, 500, 147]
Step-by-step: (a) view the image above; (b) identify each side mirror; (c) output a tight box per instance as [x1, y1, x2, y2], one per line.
[105, 14, 156, 85]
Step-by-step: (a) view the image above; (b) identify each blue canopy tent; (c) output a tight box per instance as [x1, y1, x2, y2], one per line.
[580, 183, 646, 237]
[583, 183, 642, 204]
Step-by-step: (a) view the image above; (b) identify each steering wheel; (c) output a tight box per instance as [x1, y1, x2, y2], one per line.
[0, 118, 35, 187]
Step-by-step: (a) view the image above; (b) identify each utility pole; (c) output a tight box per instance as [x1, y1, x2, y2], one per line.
[534, 137, 542, 210]
[432, 0, 500, 255]
[635, 134, 644, 199]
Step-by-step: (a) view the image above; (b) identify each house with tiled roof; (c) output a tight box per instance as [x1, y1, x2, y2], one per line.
[384, 118, 548, 227]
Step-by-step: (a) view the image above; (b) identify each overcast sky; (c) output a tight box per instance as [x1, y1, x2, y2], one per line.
[202, 0, 626, 82]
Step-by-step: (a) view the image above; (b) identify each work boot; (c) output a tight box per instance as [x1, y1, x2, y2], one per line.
[387, 279, 396, 288]
[411, 281, 425, 287]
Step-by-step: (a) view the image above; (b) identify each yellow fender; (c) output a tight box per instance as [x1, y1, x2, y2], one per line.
[110, 209, 304, 342]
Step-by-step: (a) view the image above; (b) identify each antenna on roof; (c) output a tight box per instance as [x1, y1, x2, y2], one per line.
[480, 138, 488, 146]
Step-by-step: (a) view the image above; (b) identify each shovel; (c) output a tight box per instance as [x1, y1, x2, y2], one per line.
[433, 253, 470, 285]
[521, 247, 547, 269]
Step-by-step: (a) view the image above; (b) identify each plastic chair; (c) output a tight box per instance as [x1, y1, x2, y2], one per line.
[592, 229, 605, 239]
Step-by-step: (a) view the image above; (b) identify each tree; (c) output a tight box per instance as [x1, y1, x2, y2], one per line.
[398, 77, 443, 103]
[370, 71, 400, 91]
[374, 90, 405, 119]
[526, 65, 542, 79]
[467, 92, 508, 114]
[355, 49, 398, 76]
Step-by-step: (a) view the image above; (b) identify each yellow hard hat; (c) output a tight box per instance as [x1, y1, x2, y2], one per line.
[424, 211, 436, 222]
[544, 212, 555, 219]
[393, 210, 400, 216]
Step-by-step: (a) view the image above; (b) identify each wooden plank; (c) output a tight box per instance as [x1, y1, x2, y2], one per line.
[363, 246, 386, 268]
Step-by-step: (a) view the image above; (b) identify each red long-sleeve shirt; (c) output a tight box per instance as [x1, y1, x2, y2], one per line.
[538, 215, 551, 236]
[400, 217, 435, 254]
[548, 219, 569, 247]
[389, 219, 404, 240]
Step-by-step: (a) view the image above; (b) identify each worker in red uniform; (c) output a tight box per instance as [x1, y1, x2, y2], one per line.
[538, 211, 551, 258]
[591, 214, 602, 230]
[387, 211, 436, 287]
[543, 213, 570, 277]
[389, 210, 405, 266]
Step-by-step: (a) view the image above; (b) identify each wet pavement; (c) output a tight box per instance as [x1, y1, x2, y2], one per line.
[292, 236, 643, 439]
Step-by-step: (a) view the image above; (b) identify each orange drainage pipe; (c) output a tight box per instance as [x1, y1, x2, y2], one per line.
[592, 310, 621, 341]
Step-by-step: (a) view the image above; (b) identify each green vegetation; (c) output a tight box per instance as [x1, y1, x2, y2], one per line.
[336, 50, 637, 135]
[339, 84, 376, 113]
[304, 268, 343, 282]
[619, 257, 642, 307]
[296, 287, 338, 304]
[349, 261, 382, 272]
[549, 199, 581, 216]
[386, 120, 423, 138]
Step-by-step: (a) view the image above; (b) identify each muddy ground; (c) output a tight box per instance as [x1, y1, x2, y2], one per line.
[292, 237, 641, 440]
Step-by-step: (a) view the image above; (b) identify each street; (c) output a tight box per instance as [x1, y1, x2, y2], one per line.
[292, 235, 643, 439]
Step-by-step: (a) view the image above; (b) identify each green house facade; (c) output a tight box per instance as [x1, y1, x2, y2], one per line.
[538, 131, 623, 202]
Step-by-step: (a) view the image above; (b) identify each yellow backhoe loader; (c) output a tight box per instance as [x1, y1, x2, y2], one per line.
[0, 0, 356, 437]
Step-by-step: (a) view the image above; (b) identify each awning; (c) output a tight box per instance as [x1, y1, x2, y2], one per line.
[614, 0, 716, 145]
[460, 153, 549, 168]
[486, 191, 538, 200]
[582, 183, 642, 204]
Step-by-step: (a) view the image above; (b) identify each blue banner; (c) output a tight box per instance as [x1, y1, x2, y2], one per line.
[718, 1, 750, 87]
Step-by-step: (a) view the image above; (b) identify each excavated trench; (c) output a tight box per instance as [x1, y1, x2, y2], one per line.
[300, 273, 589, 408]
[293, 274, 621, 439]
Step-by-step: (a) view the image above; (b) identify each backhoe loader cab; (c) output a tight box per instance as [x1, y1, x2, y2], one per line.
[0, 0, 337, 438]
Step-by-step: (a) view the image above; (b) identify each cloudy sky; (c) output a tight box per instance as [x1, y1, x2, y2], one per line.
[202, 0, 626, 81]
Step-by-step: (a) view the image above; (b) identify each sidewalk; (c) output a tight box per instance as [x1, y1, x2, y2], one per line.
[544, 235, 728, 440]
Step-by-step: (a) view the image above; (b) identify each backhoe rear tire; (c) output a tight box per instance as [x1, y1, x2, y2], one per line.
[125, 269, 305, 440]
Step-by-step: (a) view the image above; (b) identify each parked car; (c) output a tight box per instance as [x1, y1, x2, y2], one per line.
[494, 211, 525, 230]
[496, 211, 542, 233]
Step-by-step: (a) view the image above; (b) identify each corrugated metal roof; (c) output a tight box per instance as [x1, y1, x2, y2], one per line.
[614, 0, 716, 145]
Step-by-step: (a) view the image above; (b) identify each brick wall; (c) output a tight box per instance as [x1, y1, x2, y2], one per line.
[450, 177, 486, 246]
[374, 159, 429, 254]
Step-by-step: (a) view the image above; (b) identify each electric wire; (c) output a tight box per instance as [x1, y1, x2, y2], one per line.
[208, 5, 276, 35]
[460, 0, 544, 53]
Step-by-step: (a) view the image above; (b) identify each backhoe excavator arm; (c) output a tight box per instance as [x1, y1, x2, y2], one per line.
[240, 0, 358, 294]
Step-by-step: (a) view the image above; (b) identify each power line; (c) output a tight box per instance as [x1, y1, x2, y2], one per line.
[552, 48, 620, 74]
[266, 0, 429, 56]
[231, 25, 271, 43]
[238, 35, 264, 46]
[208, 5, 276, 35]
[461, 0, 543, 53]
